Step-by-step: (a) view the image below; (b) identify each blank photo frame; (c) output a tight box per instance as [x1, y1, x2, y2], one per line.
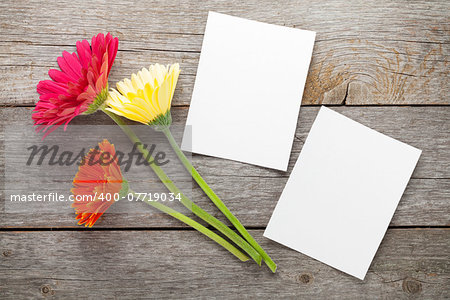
[181, 12, 316, 171]
[264, 106, 422, 279]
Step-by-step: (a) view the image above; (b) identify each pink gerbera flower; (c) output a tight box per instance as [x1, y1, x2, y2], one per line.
[33, 33, 119, 137]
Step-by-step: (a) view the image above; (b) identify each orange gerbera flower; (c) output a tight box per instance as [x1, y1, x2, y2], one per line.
[71, 139, 127, 227]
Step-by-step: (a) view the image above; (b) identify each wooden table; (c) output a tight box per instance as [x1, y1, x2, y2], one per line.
[1, 0, 449, 298]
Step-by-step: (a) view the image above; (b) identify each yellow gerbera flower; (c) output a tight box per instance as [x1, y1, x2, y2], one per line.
[106, 63, 180, 128]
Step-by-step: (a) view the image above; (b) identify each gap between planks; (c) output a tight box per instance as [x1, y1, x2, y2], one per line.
[1, 225, 449, 232]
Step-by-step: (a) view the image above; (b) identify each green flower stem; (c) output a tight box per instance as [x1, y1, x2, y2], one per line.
[102, 109, 262, 265]
[162, 127, 277, 273]
[129, 190, 249, 262]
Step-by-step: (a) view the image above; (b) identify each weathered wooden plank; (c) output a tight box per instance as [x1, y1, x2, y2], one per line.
[188, 106, 450, 179]
[0, 229, 448, 298]
[0, 0, 448, 105]
[2, 106, 447, 178]
[0, 106, 448, 228]
[0, 178, 448, 228]
[0, 39, 446, 106]
[2, 1, 448, 44]
[0, 59, 196, 108]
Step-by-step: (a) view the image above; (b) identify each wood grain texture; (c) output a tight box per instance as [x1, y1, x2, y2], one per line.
[0, 0, 448, 106]
[1, 106, 448, 228]
[1, 229, 449, 299]
[0, 178, 448, 228]
[0, 1, 449, 298]
[2, 106, 448, 178]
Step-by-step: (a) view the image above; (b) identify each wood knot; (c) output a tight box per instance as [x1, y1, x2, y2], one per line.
[298, 273, 313, 285]
[41, 285, 54, 296]
[2, 250, 12, 257]
[402, 278, 422, 294]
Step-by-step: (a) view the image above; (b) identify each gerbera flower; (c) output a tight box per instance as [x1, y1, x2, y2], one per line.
[104, 62, 277, 271]
[71, 139, 127, 227]
[33, 33, 119, 137]
[69, 140, 251, 262]
[106, 63, 180, 129]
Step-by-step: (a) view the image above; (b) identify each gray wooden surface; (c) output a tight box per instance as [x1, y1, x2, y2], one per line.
[0, 0, 449, 299]
[1, 230, 449, 299]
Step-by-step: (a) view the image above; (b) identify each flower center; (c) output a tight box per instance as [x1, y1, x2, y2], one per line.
[147, 110, 172, 131]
